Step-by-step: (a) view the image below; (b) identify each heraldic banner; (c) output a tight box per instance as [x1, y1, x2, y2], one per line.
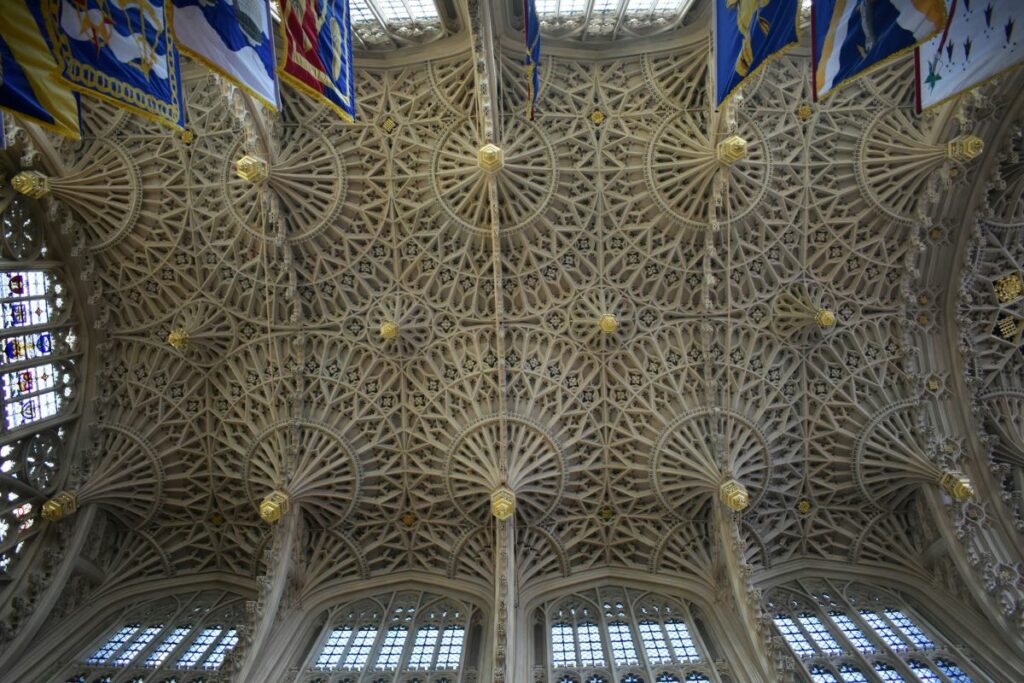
[715, 0, 800, 107]
[813, 0, 947, 100]
[524, 0, 541, 119]
[278, 0, 356, 122]
[0, 0, 81, 139]
[170, 0, 280, 111]
[916, 0, 1024, 112]
[40, 0, 185, 130]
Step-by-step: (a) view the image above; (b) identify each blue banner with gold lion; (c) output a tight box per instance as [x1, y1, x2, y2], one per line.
[40, 0, 185, 130]
[715, 0, 800, 106]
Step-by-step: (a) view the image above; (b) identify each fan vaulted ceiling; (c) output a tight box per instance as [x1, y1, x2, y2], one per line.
[4, 3, 1024, 680]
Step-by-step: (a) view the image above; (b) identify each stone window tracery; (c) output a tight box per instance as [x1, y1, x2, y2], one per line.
[64, 591, 245, 682]
[766, 581, 979, 682]
[303, 591, 479, 681]
[0, 186, 80, 579]
[541, 586, 721, 682]
[532, 0, 697, 39]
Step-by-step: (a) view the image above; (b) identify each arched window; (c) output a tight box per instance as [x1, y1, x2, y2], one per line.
[0, 188, 81, 580]
[62, 591, 244, 681]
[767, 581, 980, 682]
[541, 586, 721, 682]
[305, 591, 479, 680]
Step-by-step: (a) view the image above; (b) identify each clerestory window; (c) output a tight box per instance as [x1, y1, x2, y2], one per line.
[768, 583, 979, 682]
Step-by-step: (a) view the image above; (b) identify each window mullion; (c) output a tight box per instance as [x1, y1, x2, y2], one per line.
[681, 605, 717, 683]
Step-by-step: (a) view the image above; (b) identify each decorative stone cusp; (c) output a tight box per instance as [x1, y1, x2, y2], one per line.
[947, 135, 983, 162]
[938, 471, 974, 502]
[236, 155, 268, 183]
[42, 490, 78, 522]
[379, 320, 399, 340]
[259, 489, 290, 524]
[717, 135, 748, 165]
[167, 328, 189, 350]
[11, 171, 51, 198]
[598, 314, 618, 334]
[490, 485, 515, 521]
[719, 479, 749, 512]
[478, 144, 504, 173]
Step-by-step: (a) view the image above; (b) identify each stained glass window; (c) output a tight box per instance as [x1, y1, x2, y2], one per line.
[837, 663, 869, 682]
[316, 628, 352, 669]
[664, 619, 699, 662]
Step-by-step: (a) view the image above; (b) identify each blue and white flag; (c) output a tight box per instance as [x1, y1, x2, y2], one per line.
[0, 1, 81, 139]
[524, 0, 541, 119]
[916, 0, 1024, 112]
[715, 0, 800, 107]
[170, 0, 280, 111]
[41, 0, 185, 130]
[813, 0, 947, 100]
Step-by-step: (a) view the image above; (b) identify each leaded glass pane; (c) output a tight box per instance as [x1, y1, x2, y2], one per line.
[935, 659, 973, 683]
[578, 622, 605, 666]
[637, 619, 671, 663]
[202, 629, 238, 669]
[435, 625, 464, 669]
[883, 610, 934, 650]
[316, 627, 352, 670]
[607, 621, 639, 665]
[112, 626, 162, 666]
[145, 626, 191, 667]
[176, 627, 222, 668]
[837, 663, 869, 683]
[552, 623, 576, 667]
[407, 625, 439, 669]
[343, 627, 378, 668]
[664, 619, 699, 662]
[828, 612, 875, 654]
[798, 614, 844, 656]
[88, 625, 140, 665]
[907, 659, 940, 682]
[872, 662, 905, 681]
[809, 665, 839, 683]
[374, 625, 408, 669]
[860, 611, 905, 650]
[773, 616, 815, 657]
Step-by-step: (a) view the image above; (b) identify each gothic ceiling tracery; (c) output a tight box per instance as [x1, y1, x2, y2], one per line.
[6, 28, 1020, 619]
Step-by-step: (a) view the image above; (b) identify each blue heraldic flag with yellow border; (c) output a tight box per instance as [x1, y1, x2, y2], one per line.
[279, 0, 356, 123]
[715, 0, 800, 107]
[0, 1, 81, 139]
[813, 0, 946, 100]
[41, 0, 185, 130]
